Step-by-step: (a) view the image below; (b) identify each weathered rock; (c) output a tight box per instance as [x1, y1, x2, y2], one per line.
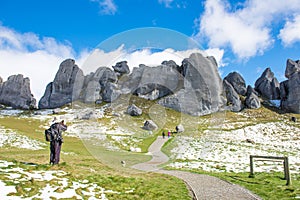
[159, 53, 225, 116]
[223, 80, 242, 112]
[0, 74, 36, 109]
[119, 64, 181, 100]
[161, 60, 181, 73]
[224, 72, 247, 96]
[176, 124, 184, 133]
[0, 76, 3, 84]
[112, 61, 130, 75]
[126, 104, 142, 116]
[39, 59, 84, 109]
[84, 80, 101, 103]
[281, 72, 300, 113]
[102, 82, 121, 103]
[255, 68, 280, 100]
[93, 67, 117, 87]
[285, 59, 300, 78]
[280, 80, 289, 100]
[245, 86, 260, 109]
[142, 120, 158, 131]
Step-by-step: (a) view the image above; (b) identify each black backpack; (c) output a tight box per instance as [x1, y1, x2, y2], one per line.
[45, 128, 52, 142]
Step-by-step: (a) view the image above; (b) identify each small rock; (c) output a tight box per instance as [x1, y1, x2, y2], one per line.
[127, 104, 142, 116]
[246, 139, 255, 144]
[176, 124, 184, 133]
[142, 120, 158, 131]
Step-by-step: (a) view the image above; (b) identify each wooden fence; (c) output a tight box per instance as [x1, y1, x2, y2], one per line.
[249, 155, 291, 185]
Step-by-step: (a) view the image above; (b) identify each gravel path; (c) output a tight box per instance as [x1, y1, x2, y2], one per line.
[132, 136, 261, 200]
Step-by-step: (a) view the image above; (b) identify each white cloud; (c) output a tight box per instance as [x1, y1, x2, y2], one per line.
[81, 45, 224, 75]
[0, 24, 88, 101]
[197, 0, 300, 59]
[91, 0, 117, 15]
[279, 15, 300, 46]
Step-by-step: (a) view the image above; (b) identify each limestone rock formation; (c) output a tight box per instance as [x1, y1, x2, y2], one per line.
[126, 104, 142, 116]
[285, 59, 300, 78]
[112, 61, 130, 75]
[223, 80, 242, 112]
[281, 59, 300, 113]
[224, 72, 247, 96]
[0, 74, 36, 109]
[39, 59, 84, 109]
[158, 53, 225, 116]
[245, 86, 260, 109]
[255, 68, 280, 100]
[119, 64, 180, 100]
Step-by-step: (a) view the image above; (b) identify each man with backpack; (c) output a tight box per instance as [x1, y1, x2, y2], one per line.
[46, 120, 67, 165]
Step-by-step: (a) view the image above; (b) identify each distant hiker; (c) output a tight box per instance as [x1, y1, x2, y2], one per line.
[48, 120, 67, 165]
[167, 131, 171, 138]
[162, 131, 165, 139]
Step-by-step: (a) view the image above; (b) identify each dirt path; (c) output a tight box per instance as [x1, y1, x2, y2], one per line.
[132, 136, 261, 200]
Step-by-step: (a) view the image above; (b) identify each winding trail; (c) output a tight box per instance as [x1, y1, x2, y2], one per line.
[132, 136, 261, 200]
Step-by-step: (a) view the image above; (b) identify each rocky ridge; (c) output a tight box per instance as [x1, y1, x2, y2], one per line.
[1, 54, 300, 115]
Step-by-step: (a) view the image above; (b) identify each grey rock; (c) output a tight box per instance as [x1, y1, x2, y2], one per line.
[255, 68, 280, 100]
[77, 110, 96, 120]
[142, 120, 158, 131]
[0, 104, 5, 109]
[112, 61, 130, 75]
[119, 64, 181, 100]
[224, 72, 247, 96]
[0, 74, 36, 109]
[93, 67, 117, 87]
[176, 124, 184, 133]
[159, 53, 224, 116]
[84, 80, 101, 103]
[223, 80, 242, 112]
[161, 60, 181, 73]
[281, 72, 300, 113]
[52, 108, 61, 114]
[39, 59, 84, 109]
[245, 86, 261, 109]
[95, 98, 103, 105]
[127, 104, 142, 116]
[285, 59, 300, 78]
[0, 76, 3, 84]
[102, 82, 121, 102]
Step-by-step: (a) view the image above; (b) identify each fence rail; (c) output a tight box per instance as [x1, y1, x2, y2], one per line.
[249, 155, 291, 185]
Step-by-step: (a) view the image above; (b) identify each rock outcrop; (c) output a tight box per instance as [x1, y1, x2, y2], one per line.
[158, 53, 224, 116]
[119, 64, 180, 100]
[39, 59, 84, 109]
[0, 74, 36, 109]
[112, 61, 130, 75]
[223, 80, 242, 112]
[255, 68, 280, 100]
[281, 59, 300, 113]
[245, 86, 260, 109]
[224, 72, 247, 96]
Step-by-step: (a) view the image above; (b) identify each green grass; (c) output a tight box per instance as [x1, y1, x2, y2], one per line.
[0, 116, 191, 200]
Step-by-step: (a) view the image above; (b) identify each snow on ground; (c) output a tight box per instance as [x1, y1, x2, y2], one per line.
[169, 122, 300, 173]
[0, 160, 132, 200]
[0, 126, 46, 150]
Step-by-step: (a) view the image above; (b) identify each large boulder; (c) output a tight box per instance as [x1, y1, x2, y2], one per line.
[112, 61, 130, 75]
[285, 59, 300, 78]
[126, 104, 142, 116]
[224, 72, 247, 96]
[119, 64, 181, 100]
[245, 86, 260, 109]
[223, 80, 242, 112]
[0, 74, 36, 109]
[254, 68, 280, 100]
[281, 74, 300, 113]
[158, 53, 224, 116]
[102, 82, 121, 103]
[39, 59, 84, 109]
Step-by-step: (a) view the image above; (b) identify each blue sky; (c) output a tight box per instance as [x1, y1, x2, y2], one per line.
[1, 0, 300, 100]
